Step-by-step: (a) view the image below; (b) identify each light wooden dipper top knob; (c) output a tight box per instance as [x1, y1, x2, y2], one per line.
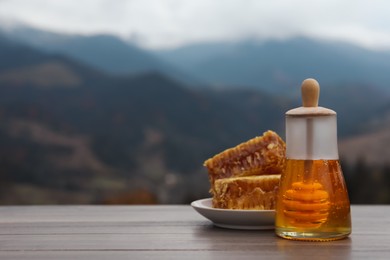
[301, 78, 319, 107]
[286, 78, 336, 116]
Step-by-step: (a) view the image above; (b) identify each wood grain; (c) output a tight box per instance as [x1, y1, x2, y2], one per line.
[0, 205, 389, 259]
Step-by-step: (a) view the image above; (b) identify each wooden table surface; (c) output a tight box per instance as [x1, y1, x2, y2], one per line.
[0, 205, 389, 259]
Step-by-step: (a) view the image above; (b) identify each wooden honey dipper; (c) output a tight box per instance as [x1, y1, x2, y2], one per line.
[282, 79, 330, 228]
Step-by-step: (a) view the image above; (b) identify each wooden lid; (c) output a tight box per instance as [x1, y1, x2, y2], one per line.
[286, 78, 336, 116]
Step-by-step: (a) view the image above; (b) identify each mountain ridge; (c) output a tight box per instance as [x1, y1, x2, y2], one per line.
[156, 37, 390, 94]
[0, 25, 199, 86]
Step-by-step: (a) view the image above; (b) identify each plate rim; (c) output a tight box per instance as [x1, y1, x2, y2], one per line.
[191, 198, 275, 213]
[213, 223, 275, 230]
[191, 198, 275, 230]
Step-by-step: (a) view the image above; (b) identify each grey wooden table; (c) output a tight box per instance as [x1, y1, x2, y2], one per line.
[0, 205, 389, 259]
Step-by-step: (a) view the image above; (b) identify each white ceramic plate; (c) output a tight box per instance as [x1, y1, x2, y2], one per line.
[191, 198, 275, 230]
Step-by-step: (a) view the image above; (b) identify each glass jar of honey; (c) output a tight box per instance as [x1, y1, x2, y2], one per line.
[275, 78, 351, 241]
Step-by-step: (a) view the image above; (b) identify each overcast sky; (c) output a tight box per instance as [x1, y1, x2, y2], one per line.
[0, 0, 390, 50]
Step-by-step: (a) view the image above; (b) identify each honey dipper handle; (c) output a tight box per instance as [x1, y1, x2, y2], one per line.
[301, 78, 320, 107]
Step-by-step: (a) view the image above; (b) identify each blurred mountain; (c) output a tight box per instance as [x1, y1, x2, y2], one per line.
[340, 126, 390, 165]
[0, 37, 287, 204]
[312, 84, 389, 137]
[156, 38, 390, 94]
[0, 25, 199, 86]
[0, 32, 389, 204]
[5, 24, 390, 96]
[339, 100, 390, 165]
[0, 35, 103, 86]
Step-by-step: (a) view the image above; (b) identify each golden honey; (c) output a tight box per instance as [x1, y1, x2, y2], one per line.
[275, 159, 351, 241]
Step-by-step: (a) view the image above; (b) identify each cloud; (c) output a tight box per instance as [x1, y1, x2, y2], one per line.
[0, 0, 390, 50]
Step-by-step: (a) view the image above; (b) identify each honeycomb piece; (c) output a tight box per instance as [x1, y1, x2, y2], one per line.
[204, 130, 285, 193]
[213, 175, 281, 210]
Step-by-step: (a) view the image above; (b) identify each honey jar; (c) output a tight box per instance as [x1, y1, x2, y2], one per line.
[275, 78, 351, 241]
